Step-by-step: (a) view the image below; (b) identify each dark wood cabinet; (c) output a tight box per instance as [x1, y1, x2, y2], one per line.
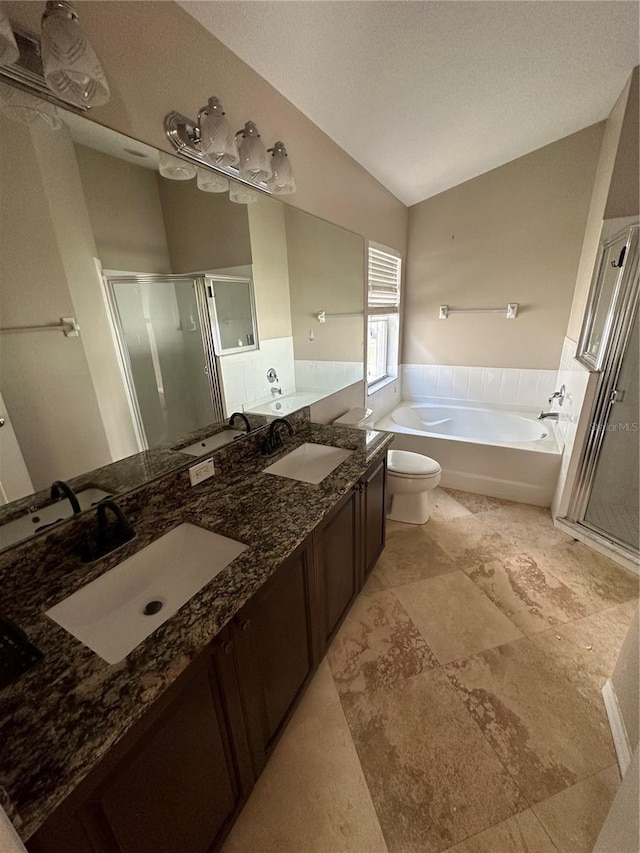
[361, 458, 386, 582]
[231, 540, 316, 775]
[29, 631, 252, 853]
[28, 454, 387, 853]
[313, 487, 359, 652]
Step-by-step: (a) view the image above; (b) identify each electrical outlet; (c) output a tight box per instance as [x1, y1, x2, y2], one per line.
[189, 457, 215, 486]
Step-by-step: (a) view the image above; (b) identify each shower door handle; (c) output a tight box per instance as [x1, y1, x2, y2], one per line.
[609, 389, 625, 403]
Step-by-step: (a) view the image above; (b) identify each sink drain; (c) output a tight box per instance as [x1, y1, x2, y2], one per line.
[143, 600, 163, 616]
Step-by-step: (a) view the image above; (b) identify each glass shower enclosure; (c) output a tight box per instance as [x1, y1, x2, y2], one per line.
[571, 224, 639, 555]
[104, 274, 224, 450]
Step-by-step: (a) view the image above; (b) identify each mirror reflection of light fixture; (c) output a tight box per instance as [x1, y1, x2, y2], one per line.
[0, 80, 62, 129]
[229, 181, 258, 205]
[158, 150, 196, 181]
[236, 121, 272, 183]
[196, 168, 229, 193]
[267, 141, 296, 195]
[0, 8, 19, 65]
[198, 96, 238, 167]
[41, 1, 110, 108]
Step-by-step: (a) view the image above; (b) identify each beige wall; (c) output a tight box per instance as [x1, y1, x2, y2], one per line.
[566, 68, 638, 342]
[286, 207, 365, 362]
[247, 197, 292, 341]
[404, 124, 603, 369]
[4, 0, 408, 257]
[75, 145, 171, 274]
[157, 176, 252, 274]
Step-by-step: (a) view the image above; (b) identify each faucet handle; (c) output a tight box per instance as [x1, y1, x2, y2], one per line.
[548, 384, 566, 406]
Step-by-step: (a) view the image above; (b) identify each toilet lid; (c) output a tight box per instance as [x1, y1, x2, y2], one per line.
[387, 449, 441, 476]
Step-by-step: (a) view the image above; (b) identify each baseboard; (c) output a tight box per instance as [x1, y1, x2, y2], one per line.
[602, 679, 632, 776]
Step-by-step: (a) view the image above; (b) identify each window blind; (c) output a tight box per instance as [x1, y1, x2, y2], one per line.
[368, 244, 401, 314]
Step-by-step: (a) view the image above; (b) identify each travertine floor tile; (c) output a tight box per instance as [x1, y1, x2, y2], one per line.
[222, 661, 388, 853]
[394, 572, 523, 664]
[445, 638, 616, 804]
[483, 503, 571, 552]
[529, 600, 639, 697]
[532, 765, 621, 853]
[424, 515, 518, 569]
[527, 541, 639, 614]
[376, 524, 457, 588]
[430, 488, 474, 521]
[465, 553, 589, 635]
[443, 808, 558, 852]
[328, 589, 438, 695]
[341, 668, 526, 853]
[441, 488, 516, 515]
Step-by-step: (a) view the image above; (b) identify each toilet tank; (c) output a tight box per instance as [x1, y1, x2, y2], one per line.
[333, 407, 374, 430]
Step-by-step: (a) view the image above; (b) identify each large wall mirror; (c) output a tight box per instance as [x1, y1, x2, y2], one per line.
[0, 98, 365, 537]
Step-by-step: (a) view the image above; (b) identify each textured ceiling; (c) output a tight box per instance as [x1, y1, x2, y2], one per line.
[180, 1, 639, 206]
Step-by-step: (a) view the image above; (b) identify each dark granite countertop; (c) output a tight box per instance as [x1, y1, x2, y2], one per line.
[0, 420, 393, 841]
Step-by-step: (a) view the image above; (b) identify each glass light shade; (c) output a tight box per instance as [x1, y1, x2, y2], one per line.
[196, 168, 229, 193]
[0, 82, 61, 129]
[198, 97, 238, 167]
[0, 9, 19, 66]
[237, 121, 271, 183]
[158, 150, 196, 180]
[267, 141, 296, 195]
[229, 181, 258, 205]
[41, 1, 110, 108]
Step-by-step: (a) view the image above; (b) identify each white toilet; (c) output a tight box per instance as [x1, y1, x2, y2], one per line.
[333, 409, 441, 525]
[386, 449, 441, 525]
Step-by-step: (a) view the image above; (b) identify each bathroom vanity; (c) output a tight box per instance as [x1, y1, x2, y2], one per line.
[0, 419, 390, 852]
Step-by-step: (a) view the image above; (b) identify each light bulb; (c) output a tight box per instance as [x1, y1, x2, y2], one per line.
[267, 141, 296, 195]
[0, 82, 61, 129]
[229, 180, 258, 204]
[198, 96, 238, 167]
[41, 1, 110, 108]
[0, 8, 19, 66]
[236, 121, 271, 183]
[196, 168, 229, 193]
[158, 151, 196, 180]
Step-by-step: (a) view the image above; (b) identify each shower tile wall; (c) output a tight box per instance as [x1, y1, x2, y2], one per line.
[218, 337, 295, 417]
[401, 364, 557, 409]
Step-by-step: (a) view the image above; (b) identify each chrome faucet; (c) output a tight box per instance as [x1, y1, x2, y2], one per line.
[538, 411, 559, 421]
[271, 386, 283, 396]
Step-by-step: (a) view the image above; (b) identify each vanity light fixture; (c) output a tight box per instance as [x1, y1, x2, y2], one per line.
[0, 80, 62, 129]
[164, 103, 296, 197]
[41, 1, 110, 108]
[267, 141, 296, 195]
[198, 96, 238, 167]
[0, 3, 109, 112]
[0, 8, 19, 66]
[236, 121, 271, 183]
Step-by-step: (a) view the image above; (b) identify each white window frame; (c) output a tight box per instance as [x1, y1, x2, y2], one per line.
[366, 242, 402, 392]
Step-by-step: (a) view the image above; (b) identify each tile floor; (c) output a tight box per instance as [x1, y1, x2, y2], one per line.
[223, 488, 639, 853]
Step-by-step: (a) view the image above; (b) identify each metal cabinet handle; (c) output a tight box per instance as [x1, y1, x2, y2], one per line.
[223, 641, 233, 655]
[238, 619, 251, 632]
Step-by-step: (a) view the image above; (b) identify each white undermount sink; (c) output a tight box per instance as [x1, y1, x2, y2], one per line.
[179, 428, 243, 457]
[46, 523, 247, 664]
[262, 443, 353, 484]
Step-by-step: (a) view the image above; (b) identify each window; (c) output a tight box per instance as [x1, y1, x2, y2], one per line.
[367, 243, 401, 389]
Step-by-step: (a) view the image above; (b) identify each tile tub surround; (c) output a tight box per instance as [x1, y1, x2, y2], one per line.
[218, 336, 296, 416]
[224, 488, 638, 853]
[401, 364, 558, 409]
[0, 416, 392, 841]
[294, 359, 363, 391]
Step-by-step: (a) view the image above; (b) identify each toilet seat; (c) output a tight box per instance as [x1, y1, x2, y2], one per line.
[387, 450, 441, 478]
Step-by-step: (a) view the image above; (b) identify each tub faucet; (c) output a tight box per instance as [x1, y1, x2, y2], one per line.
[271, 386, 283, 396]
[538, 411, 559, 421]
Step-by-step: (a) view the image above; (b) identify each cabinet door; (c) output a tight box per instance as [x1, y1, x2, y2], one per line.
[361, 458, 386, 582]
[232, 540, 316, 775]
[31, 637, 251, 853]
[314, 488, 359, 651]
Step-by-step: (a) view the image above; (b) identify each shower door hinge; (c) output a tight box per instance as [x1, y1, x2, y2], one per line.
[610, 389, 625, 403]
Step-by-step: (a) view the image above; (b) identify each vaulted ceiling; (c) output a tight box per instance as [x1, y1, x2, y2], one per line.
[181, 1, 639, 206]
